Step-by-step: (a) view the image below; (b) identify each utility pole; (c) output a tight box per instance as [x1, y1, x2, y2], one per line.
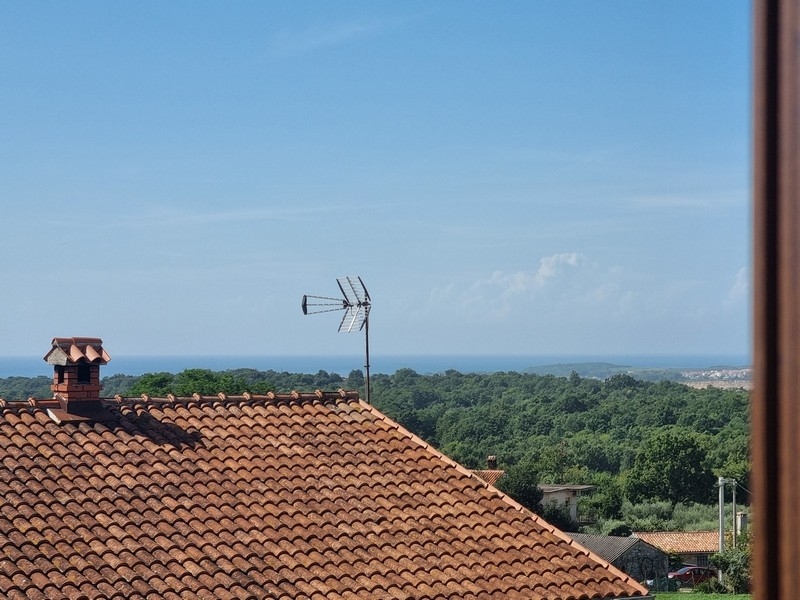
[717, 477, 737, 585]
[718, 476, 726, 549]
[732, 482, 737, 549]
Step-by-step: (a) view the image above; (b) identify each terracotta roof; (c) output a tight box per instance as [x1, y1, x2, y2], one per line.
[471, 468, 505, 486]
[633, 531, 719, 554]
[0, 390, 649, 599]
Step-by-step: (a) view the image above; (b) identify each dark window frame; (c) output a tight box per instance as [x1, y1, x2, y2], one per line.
[752, 0, 800, 597]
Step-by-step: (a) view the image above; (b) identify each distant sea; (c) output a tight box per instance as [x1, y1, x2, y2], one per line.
[0, 354, 751, 379]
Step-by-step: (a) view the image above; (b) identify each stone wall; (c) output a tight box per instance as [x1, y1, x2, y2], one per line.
[614, 542, 669, 582]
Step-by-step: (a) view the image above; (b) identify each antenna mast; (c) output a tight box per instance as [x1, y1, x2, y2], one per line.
[302, 276, 372, 403]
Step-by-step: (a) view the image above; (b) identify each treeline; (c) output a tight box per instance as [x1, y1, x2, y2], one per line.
[0, 369, 352, 401]
[0, 376, 52, 400]
[368, 369, 749, 524]
[1, 367, 749, 530]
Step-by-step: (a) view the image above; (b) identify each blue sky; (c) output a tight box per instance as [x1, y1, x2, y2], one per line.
[1, 2, 751, 360]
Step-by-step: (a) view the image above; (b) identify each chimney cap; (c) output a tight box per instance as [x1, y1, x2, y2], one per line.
[44, 337, 111, 366]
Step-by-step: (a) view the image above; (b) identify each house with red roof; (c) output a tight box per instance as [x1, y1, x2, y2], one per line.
[471, 454, 505, 486]
[0, 337, 651, 599]
[633, 531, 720, 568]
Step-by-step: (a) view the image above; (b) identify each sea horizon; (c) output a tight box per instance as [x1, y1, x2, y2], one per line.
[0, 353, 752, 379]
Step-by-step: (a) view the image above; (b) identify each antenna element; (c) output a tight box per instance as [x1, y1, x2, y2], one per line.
[302, 276, 372, 403]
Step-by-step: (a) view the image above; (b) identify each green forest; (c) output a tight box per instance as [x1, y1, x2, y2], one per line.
[0, 367, 749, 535]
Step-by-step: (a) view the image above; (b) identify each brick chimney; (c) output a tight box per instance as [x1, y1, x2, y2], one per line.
[43, 337, 110, 416]
[487, 455, 498, 470]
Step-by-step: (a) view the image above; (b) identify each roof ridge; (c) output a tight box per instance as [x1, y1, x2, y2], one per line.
[1, 390, 361, 412]
[112, 389, 359, 404]
[634, 530, 718, 535]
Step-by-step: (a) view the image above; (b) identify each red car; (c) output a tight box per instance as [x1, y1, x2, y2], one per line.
[667, 566, 717, 587]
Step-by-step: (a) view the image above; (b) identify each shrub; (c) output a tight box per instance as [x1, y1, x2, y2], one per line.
[540, 500, 580, 532]
[496, 460, 543, 513]
[695, 577, 727, 593]
[709, 529, 752, 594]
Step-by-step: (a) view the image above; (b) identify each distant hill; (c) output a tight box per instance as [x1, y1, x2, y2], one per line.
[525, 362, 751, 387]
[525, 362, 632, 379]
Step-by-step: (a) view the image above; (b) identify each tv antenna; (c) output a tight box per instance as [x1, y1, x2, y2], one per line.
[302, 276, 372, 403]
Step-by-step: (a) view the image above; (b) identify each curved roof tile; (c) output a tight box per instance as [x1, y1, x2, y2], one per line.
[43, 337, 110, 366]
[0, 392, 649, 599]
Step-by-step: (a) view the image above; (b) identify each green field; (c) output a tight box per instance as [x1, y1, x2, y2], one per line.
[653, 594, 751, 600]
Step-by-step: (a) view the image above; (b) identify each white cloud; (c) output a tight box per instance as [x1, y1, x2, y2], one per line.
[626, 190, 746, 212]
[437, 253, 589, 319]
[117, 203, 356, 228]
[415, 253, 750, 356]
[725, 266, 750, 308]
[472, 253, 585, 301]
[270, 18, 395, 57]
[533, 252, 584, 287]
